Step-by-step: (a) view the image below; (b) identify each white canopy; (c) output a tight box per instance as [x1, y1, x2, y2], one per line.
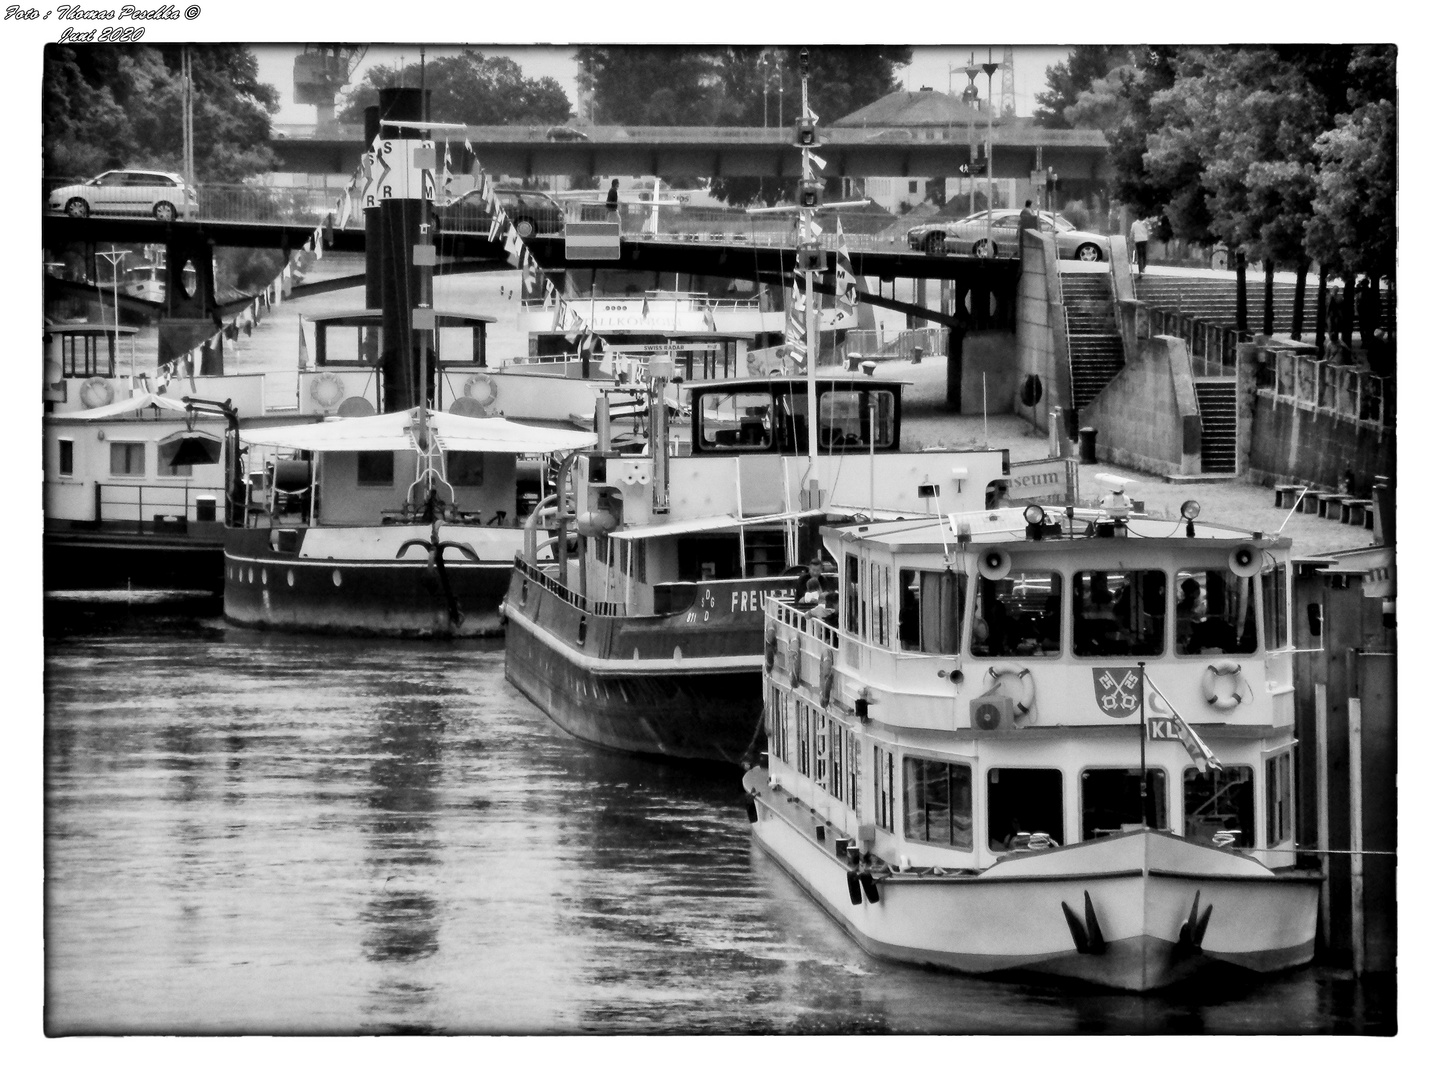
[65, 392, 190, 420]
[237, 408, 598, 455]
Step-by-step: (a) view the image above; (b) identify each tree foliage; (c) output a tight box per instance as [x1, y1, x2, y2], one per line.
[338, 51, 571, 126]
[43, 44, 279, 182]
[1033, 46, 1132, 128]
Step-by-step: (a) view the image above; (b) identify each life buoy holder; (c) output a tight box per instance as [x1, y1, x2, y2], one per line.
[309, 372, 345, 409]
[1201, 661, 1247, 709]
[763, 623, 777, 673]
[79, 377, 114, 409]
[819, 649, 835, 708]
[464, 373, 499, 406]
[787, 635, 802, 689]
[983, 664, 1035, 716]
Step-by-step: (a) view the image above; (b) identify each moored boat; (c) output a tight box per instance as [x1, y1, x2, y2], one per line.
[743, 483, 1321, 991]
[501, 366, 1017, 763]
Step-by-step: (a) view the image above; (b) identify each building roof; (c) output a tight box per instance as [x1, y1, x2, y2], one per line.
[834, 89, 987, 128]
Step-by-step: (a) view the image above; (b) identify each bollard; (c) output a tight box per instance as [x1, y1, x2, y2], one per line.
[847, 352, 861, 372]
[912, 346, 923, 364]
[1078, 427, 1098, 465]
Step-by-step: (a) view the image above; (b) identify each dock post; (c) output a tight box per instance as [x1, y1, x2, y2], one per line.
[1314, 681, 1330, 950]
[1348, 692, 1365, 975]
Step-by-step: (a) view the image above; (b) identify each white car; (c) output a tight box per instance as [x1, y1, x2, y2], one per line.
[48, 170, 197, 222]
[909, 209, 1108, 261]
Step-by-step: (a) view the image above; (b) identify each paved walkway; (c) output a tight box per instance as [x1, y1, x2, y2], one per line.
[886, 355, 1369, 559]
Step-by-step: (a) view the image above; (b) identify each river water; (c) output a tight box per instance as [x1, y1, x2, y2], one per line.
[42, 593, 1395, 1037]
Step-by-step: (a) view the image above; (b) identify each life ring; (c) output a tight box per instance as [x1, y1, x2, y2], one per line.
[819, 649, 835, 708]
[983, 663, 1035, 716]
[787, 635, 801, 689]
[763, 623, 777, 673]
[464, 373, 499, 406]
[309, 372, 345, 409]
[1201, 661, 1247, 709]
[79, 377, 114, 409]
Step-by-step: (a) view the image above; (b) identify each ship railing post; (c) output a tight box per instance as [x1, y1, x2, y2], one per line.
[1315, 681, 1330, 951]
[1348, 690, 1365, 976]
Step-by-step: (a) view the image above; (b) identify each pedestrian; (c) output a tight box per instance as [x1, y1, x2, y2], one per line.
[605, 179, 620, 217]
[1018, 199, 1039, 251]
[1326, 285, 1344, 344]
[1129, 216, 1150, 273]
[1357, 276, 1380, 350]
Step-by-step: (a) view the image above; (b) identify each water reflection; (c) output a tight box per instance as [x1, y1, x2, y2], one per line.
[43, 598, 1395, 1035]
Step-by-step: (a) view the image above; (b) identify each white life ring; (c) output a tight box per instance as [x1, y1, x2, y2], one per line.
[983, 663, 1035, 716]
[819, 649, 835, 708]
[787, 635, 802, 689]
[309, 372, 345, 409]
[464, 373, 499, 406]
[79, 377, 114, 409]
[1201, 661, 1247, 709]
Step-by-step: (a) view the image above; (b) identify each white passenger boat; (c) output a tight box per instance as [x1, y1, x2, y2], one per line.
[744, 482, 1321, 991]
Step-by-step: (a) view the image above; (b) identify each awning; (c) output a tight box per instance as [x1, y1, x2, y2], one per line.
[608, 508, 825, 541]
[64, 392, 190, 420]
[237, 408, 597, 455]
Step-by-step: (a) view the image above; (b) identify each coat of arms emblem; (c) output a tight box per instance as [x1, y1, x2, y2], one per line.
[1092, 667, 1141, 718]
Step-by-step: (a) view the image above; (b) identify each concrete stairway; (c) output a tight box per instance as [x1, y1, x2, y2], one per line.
[1062, 273, 1125, 409]
[1134, 276, 1395, 336]
[1195, 378, 1238, 474]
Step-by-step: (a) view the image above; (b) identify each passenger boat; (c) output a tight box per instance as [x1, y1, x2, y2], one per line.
[743, 482, 1321, 991]
[216, 403, 595, 637]
[501, 366, 1015, 763]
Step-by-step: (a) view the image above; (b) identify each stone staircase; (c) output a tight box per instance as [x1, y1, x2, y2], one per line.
[1061, 273, 1125, 409]
[1133, 276, 1394, 335]
[1195, 378, 1238, 474]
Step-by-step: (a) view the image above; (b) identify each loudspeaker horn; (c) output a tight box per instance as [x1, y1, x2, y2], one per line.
[978, 548, 1012, 580]
[1228, 544, 1262, 578]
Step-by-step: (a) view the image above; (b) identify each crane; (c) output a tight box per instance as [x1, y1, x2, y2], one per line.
[293, 46, 369, 133]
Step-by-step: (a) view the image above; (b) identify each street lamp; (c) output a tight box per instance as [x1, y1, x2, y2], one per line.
[983, 50, 998, 257]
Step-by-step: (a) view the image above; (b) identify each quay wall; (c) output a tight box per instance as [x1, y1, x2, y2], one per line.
[1242, 388, 1396, 496]
[1013, 232, 1066, 429]
[1080, 334, 1198, 477]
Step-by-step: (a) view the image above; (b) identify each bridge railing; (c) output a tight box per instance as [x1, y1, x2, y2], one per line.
[45, 177, 345, 228]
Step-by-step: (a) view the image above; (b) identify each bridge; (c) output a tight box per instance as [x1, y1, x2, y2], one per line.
[269, 122, 1111, 183]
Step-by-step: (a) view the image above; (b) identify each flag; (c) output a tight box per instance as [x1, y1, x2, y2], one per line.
[553, 299, 566, 331]
[338, 190, 353, 230]
[835, 220, 857, 316]
[298, 318, 309, 369]
[803, 148, 828, 172]
[641, 295, 650, 318]
[1144, 672, 1223, 773]
[703, 302, 716, 331]
[488, 210, 505, 243]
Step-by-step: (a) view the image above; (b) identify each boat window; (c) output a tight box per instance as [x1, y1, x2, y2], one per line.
[109, 441, 145, 477]
[157, 439, 194, 478]
[446, 451, 485, 487]
[898, 568, 965, 654]
[678, 534, 742, 580]
[844, 555, 861, 636]
[58, 439, 73, 477]
[356, 450, 395, 486]
[1072, 569, 1166, 656]
[765, 686, 791, 765]
[1265, 751, 1293, 846]
[62, 333, 113, 377]
[796, 701, 812, 779]
[903, 757, 973, 850]
[695, 390, 774, 451]
[1176, 570, 1257, 655]
[874, 747, 895, 832]
[817, 388, 897, 450]
[869, 562, 891, 646]
[844, 729, 861, 812]
[1183, 766, 1254, 847]
[1080, 768, 1168, 840]
[827, 718, 844, 800]
[743, 529, 787, 579]
[971, 571, 1062, 658]
[987, 768, 1064, 851]
[1262, 567, 1289, 652]
[814, 713, 829, 790]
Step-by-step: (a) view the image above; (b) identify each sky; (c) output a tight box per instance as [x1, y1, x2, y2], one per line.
[251, 45, 1073, 127]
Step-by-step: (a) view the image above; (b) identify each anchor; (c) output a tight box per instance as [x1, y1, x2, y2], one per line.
[1172, 890, 1214, 959]
[1060, 890, 1108, 954]
[396, 517, 480, 631]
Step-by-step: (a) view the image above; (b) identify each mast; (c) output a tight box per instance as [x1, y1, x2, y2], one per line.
[799, 50, 820, 488]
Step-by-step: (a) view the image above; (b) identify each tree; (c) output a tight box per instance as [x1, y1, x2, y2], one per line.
[575, 47, 724, 125]
[43, 44, 280, 182]
[1306, 98, 1396, 283]
[338, 51, 571, 126]
[1033, 46, 1131, 128]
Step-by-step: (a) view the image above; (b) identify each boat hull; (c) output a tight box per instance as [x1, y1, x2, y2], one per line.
[223, 525, 513, 637]
[45, 521, 226, 593]
[502, 565, 767, 764]
[745, 768, 1320, 992]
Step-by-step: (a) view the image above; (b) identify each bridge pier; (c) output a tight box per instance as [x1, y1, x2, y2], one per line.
[157, 229, 222, 373]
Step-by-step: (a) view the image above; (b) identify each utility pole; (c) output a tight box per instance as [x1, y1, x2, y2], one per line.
[983, 50, 998, 255]
[97, 248, 127, 376]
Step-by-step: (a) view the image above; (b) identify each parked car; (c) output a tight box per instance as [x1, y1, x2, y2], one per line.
[48, 170, 197, 222]
[434, 186, 565, 239]
[908, 209, 1108, 261]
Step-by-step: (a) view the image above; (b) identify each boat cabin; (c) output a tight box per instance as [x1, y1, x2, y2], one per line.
[763, 502, 1300, 874]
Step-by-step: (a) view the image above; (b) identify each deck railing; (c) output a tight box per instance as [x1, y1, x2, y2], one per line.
[93, 482, 226, 527]
[513, 555, 623, 617]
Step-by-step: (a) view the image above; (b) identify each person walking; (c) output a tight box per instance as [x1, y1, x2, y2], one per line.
[1129, 215, 1150, 273]
[1017, 199, 1039, 253]
[605, 179, 620, 218]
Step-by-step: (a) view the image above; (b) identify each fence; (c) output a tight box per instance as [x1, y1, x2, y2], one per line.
[1253, 349, 1390, 427]
[842, 327, 949, 359]
[95, 481, 226, 527]
[1147, 307, 1241, 377]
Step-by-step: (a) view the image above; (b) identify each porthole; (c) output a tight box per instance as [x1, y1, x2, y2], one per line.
[332, 569, 343, 587]
[287, 570, 295, 588]
[248, 567, 254, 584]
[261, 568, 268, 586]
